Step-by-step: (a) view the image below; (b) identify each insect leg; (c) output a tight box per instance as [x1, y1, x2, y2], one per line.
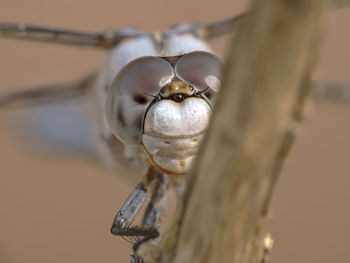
[110, 167, 160, 244]
[0, 73, 95, 109]
[133, 173, 168, 251]
[110, 183, 153, 244]
[0, 22, 144, 49]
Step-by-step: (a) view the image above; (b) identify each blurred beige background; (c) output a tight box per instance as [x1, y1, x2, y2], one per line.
[0, 1, 349, 263]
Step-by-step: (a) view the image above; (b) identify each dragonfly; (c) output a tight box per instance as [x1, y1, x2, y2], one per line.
[0, 9, 349, 263]
[0, 13, 243, 263]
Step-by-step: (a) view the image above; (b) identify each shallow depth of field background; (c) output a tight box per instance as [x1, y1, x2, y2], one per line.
[0, 1, 349, 263]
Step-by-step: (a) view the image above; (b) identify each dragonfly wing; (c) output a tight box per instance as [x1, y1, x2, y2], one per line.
[0, 72, 96, 109]
[332, 0, 350, 8]
[312, 81, 350, 105]
[0, 72, 100, 158]
[9, 94, 146, 183]
[0, 22, 144, 49]
[16, 97, 99, 159]
[175, 1, 349, 40]
[0, 22, 115, 48]
[198, 13, 246, 39]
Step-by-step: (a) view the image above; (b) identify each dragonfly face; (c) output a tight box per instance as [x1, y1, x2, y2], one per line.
[106, 51, 222, 174]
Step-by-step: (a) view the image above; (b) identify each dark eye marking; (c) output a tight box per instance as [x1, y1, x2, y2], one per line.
[133, 114, 144, 132]
[133, 94, 148, 104]
[117, 104, 126, 126]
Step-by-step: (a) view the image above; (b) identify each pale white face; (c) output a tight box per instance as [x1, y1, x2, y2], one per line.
[142, 97, 211, 174]
[106, 51, 222, 174]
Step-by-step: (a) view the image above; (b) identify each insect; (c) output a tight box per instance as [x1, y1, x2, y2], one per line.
[1, 9, 349, 263]
[0, 13, 244, 263]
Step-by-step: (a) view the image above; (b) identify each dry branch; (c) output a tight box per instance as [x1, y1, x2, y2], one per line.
[138, 0, 327, 262]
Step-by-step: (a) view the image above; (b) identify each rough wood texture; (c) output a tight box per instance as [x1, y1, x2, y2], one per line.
[138, 0, 327, 263]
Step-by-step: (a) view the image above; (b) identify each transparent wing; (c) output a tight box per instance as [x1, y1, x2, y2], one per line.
[172, 0, 350, 40]
[0, 72, 99, 158]
[332, 0, 350, 8]
[17, 97, 99, 160]
[168, 13, 245, 40]
[0, 72, 96, 109]
[197, 12, 246, 39]
[312, 81, 350, 104]
[0, 22, 143, 48]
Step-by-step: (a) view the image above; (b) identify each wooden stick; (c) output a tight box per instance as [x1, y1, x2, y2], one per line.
[139, 0, 328, 262]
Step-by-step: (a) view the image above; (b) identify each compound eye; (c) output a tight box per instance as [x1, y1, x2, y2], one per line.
[106, 56, 174, 145]
[175, 51, 223, 93]
[117, 56, 174, 97]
